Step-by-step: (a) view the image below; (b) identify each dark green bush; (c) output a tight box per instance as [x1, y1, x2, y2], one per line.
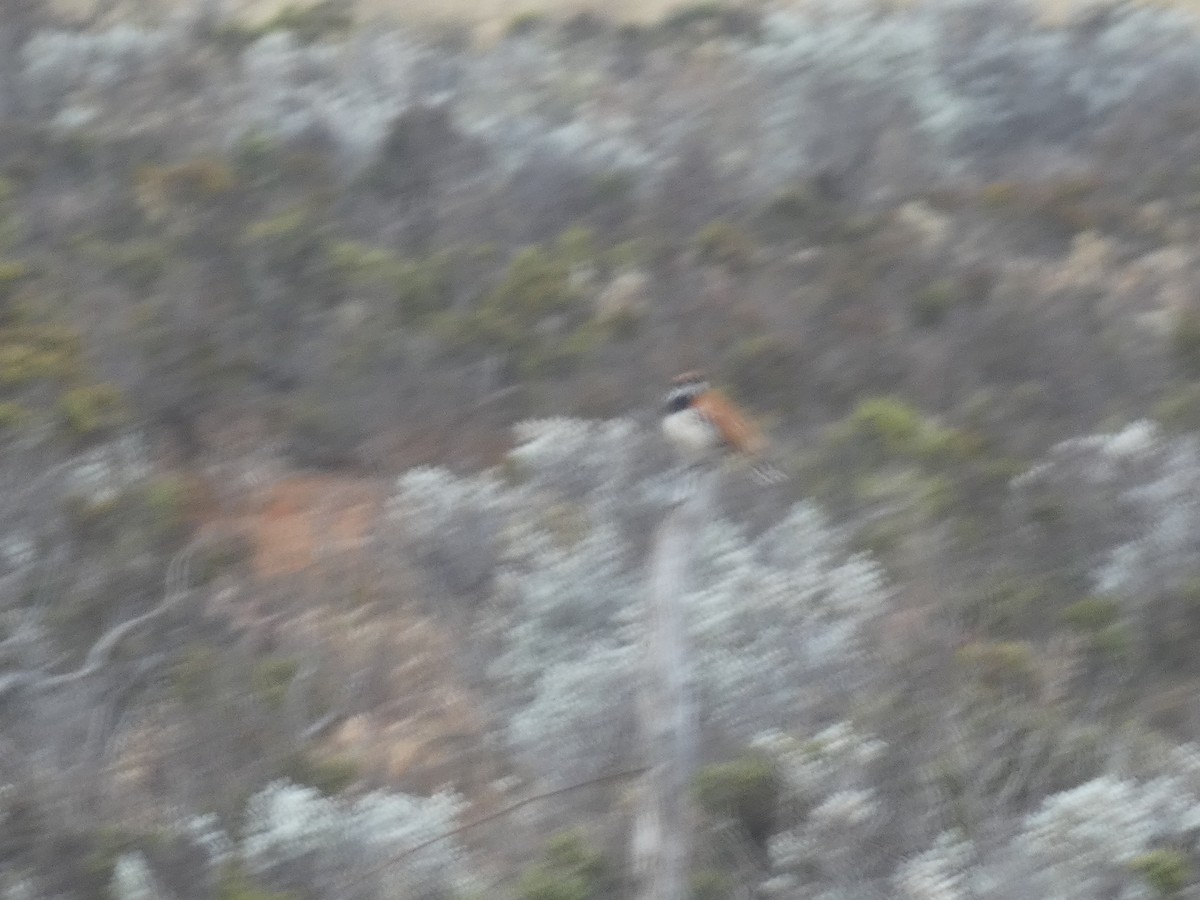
[911, 278, 960, 327]
[694, 753, 779, 846]
[517, 831, 614, 900]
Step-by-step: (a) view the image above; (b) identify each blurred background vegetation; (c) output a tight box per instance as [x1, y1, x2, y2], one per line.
[8, 0, 1200, 897]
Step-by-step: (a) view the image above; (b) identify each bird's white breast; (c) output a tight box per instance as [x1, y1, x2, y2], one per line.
[662, 409, 719, 461]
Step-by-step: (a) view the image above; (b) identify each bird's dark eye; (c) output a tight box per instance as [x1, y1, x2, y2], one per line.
[665, 393, 691, 413]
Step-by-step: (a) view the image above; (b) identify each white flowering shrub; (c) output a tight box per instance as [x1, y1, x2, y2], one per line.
[1016, 775, 1155, 899]
[894, 832, 976, 900]
[1009, 420, 1200, 665]
[184, 812, 235, 874]
[12, 0, 1200, 211]
[109, 852, 159, 900]
[20, 26, 174, 112]
[688, 506, 887, 738]
[64, 433, 151, 508]
[237, 31, 428, 168]
[388, 418, 887, 787]
[739, 1, 1200, 177]
[241, 780, 467, 899]
[755, 722, 888, 891]
[892, 741, 1200, 900]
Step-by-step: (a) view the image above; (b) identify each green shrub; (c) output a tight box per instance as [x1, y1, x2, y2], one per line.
[756, 183, 839, 241]
[231, 130, 282, 182]
[659, 2, 759, 39]
[1131, 848, 1190, 897]
[491, 246, 576, 325]
[261, 1, 353, 43]
[58, 383, 125, 436]
[218, 864, 300, 900]
[1091, 623, 1133, 660]
[589, 170, 637, 206]
[1061, 597, 1121, 632]
[141, 475, 192, 538]
[1154, 383, 1200, 433]
[331, 242, 453, 322]
[280, 751, 359, 795]
[955, 641, 1039, 696]
[846, 396, 923, 454]
[252, 657, 299, 710]
[0, 325, 82, 385]
[911, 278, 960, 327]
[0, 401, 29, 431]
[394, 254, 453, 322]
[517, 832, 613, 900]
[694, 754, 779, 845]
[694, 220, 754, 271]
[507, 10, 548, 36]
[0, 260, 29, 303]
[837, 396, 971, 465]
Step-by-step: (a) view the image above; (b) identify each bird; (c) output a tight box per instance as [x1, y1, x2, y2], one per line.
[661, 371, 788, 483]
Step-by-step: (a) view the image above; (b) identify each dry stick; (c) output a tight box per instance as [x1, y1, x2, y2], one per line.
[0, 540, 197, 699]
[633, 484, 701, 900]
[337, 765, 649, 894]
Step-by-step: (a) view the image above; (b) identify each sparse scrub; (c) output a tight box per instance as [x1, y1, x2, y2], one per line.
[12, 1, 1200, 896]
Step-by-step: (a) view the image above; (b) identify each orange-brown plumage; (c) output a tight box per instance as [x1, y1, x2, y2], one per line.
[692, 388, 768, 456]
[662, 371, 787, 483]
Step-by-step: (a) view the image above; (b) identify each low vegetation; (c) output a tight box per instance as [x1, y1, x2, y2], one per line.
[6, 0, 1200, 897]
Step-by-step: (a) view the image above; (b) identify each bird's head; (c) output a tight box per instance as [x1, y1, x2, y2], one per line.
[664, 371, 709, 413]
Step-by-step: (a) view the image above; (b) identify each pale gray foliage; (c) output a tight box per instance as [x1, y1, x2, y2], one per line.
[109, 852, 160, 900]
[20, 25, 173, 111]
[749, 1, 1200, 162]
[15, 0, 1200, 197]
[894, 832, 976, 900]
[895, 743, 1200, 900]
[183, 812, 235, 874]
[757, 723, 889, 894]
[390, 418, 887, 785]
[687, 506, 887, 738]
[238, 31, 427, 168]
[1011, 420, 1200, 604]
[241, 779, 468, 899]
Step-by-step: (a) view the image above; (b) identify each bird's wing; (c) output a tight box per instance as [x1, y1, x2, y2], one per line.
[693, 389, 767, 455]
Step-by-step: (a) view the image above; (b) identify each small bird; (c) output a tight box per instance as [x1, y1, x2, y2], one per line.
[661, 371, 788, 483]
